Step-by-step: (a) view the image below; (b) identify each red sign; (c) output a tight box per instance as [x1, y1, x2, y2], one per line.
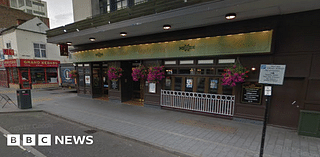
[60, 44, 68, 56]
[4, 59, 18, 67]
[3, 49, 14, 55]
[20, 59, 60, 67]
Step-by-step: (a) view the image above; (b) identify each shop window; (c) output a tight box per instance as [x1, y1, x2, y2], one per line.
[205, 68, 215, 75]
[79, 74, 84, 87]
[185, 78, 193, 92]
[164, 77, 172, 90]
[31, 68, 45, 84]
[222, 85, 233, 95]
[196, 69, 205, 75]
[174, 77, 182, 91]
[179, 68, 194, 75]
[93, 68, 101, 88]
[197, 78, 206, 93]
[216, 68, 225, 76]
[8, 68, 13, 83]
[34, 43, 46, 58]
[102, 68, 109, 88]
[165, 69, 177, 75]
[12, 68, 19, 84]
[208, 78, 219, 94]
[46, 68, 57, 83]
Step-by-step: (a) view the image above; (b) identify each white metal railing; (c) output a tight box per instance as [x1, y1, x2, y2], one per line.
[161, 90, 235, 116]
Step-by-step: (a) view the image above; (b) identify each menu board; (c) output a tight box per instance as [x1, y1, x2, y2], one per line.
[241, 83, 263, 104]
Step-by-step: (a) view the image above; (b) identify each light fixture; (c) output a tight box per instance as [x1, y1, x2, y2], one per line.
[76, 29, 80, 32]
[163, 24, 171, 30]
[225, 13, 236, 20]
[120, 32, 127, 37]
[66, 42, 72, 46]
[251, 66, 256, 71]
[63, 29, 67, 32]
[89, 37, 96, 42]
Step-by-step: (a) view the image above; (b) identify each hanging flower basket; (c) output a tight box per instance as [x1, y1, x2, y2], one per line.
[108, 66, 123, 81]
[132, 65, 148, 81]
[221, 62, 250, 87]
[147, 66, 165, 83]
[69, 70, 78, 79]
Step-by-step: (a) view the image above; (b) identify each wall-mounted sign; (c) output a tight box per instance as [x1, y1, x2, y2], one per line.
[186, 78, 193, 88]
[3, 49, 14, 55]
[3, 59, 18, 67]
[111, 80, 118, 89]
[20, 59, 60, 68]
[259, 64, 286, 85]
[149, 83, 156, 93]
[241, 83, 263, 104]
[210, 79, 218, 89]
[85, 76, 90, 85]
[166, 78, 171, 87]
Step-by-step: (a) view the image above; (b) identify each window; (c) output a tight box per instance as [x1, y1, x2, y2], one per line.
[10, 0, 17, 7]
[6, 43, 11, 49]
[46, 68, 57, 83]
[197, 78, 206, 93]
[34, 43, 46, 58]
[99, 0, 148, 14]
[164, 77, 172, 90]
[31, 68, 45, 84]
[208, 78, 218, 94]
[26, 0, 32, 7]
[174, 77, 182, 91]
[18, 0, 24, 7]
[32, 1, 44, 7]
[33, 10, 45, 16]
[0, 51, 4, 59]
[26, 9, 32, 14]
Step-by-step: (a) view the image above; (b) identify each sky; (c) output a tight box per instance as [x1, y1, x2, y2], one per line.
[44, 0, 74, 29]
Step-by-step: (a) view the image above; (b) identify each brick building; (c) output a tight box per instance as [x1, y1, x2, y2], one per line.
[0, 4, 49, 29]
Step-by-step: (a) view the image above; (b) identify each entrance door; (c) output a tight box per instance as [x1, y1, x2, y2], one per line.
[20, 69, 31, 89]
[268, 78, 304, 129]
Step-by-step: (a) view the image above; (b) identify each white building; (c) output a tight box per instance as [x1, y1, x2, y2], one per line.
[9, 0, 47, 18]
[0, 17, 69, 89]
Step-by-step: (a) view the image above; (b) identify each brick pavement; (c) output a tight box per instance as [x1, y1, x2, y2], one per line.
[1, 88, 320, 157]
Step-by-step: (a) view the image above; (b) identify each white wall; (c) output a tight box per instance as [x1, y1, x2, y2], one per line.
[72, 0, 92, 22]
[2, 30, 18, 59]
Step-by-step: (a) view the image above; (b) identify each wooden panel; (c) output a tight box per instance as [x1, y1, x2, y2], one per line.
[274, 54, 312, 77]
[240, 56, 273, 81]
[306, 79, 320, 102]
[310, 54, 320, 78]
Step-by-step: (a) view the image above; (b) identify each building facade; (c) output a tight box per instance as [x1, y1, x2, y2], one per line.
[9, 0, 47, 18]
[47, 0, 320, 129]
[0, 17, 69, 89]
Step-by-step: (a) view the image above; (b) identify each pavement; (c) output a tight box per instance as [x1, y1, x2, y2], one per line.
[0, 87, 320, 157]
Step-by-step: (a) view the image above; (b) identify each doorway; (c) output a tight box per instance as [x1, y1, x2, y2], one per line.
[20, 68, 31, 89]
[268, 78, 304, 129]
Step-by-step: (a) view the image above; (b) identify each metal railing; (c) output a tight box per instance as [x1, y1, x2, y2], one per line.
[161, 90, 235, 116]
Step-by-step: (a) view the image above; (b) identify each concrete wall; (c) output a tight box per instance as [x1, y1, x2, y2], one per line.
[72, 0, 92, 22]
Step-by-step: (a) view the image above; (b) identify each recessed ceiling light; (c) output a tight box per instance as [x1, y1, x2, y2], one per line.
[89, 37, 96, 42]
[163, 24, 171, 30]
[225, 13, 236, 20]
[66, 42, 72, 45]
[63, 29, 67, 32]
[120, 32, 127, 37]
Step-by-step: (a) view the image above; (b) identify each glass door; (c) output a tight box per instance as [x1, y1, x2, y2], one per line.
[20, 68, 31, 89]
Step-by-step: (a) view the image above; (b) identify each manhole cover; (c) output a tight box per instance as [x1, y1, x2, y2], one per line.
[84, 129, 97, 134]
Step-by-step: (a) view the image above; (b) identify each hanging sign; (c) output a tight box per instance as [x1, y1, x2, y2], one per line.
[258, 64, 286, 85]
[3, 49, 14, 55]
[60, 44, 68, 56]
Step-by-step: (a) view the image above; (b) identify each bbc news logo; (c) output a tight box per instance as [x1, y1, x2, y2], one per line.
[7, 134, 93, 146]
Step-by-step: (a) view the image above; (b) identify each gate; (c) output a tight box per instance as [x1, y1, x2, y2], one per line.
[161, 90, 235, 116]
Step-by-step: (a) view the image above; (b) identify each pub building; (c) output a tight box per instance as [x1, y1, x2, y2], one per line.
[2, 59, 60, 89]
[47, 1, 320, 130]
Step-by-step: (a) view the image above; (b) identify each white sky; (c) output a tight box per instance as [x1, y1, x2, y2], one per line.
[44, 0, 74, 29]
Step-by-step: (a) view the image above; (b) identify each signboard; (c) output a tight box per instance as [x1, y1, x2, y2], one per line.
[3, 49, 14, 55]
[258, 64, 286, 85]
[210, 79, 218, 89]
[264, 86, 272, 96]
[85, 76, 90, 85]
[241, 83, 263, 104]
[60, 44, 68, 56]
[20, 59, 60, 68]
[149, 83, 156, 93]
[111, 80, 118, 89]
[4, 59, 18, 67]
[186, 78, 193, 88]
